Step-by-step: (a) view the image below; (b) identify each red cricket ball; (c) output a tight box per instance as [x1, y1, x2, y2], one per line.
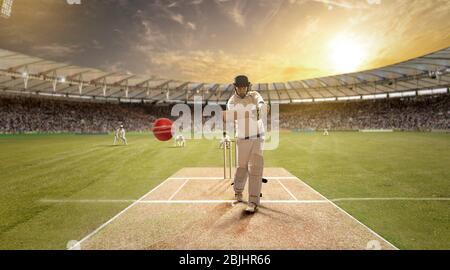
[152, 118, 173, 141]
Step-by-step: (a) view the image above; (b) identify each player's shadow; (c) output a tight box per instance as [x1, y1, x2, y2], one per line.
[255, 205, 297, 220]
[239, 210, 256, 219]
[95, 144, 124, 148]
[234, 202, 295, 220]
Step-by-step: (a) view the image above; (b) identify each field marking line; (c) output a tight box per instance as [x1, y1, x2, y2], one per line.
[168, 178, 190, 200]
[167, 176, 297, 180]
[295, 176, 399, 250]
[276, 179, 299, 201]
[138, 200, 328, 204]
[40, 199, 327, 204]
[40, 199, 135, 203]
[40, 197, 450, 204]
[331, 197, 450, 202]
[69, 178, 171, 250]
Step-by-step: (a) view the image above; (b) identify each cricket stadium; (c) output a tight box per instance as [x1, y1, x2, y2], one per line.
[0, 0, 449, 252]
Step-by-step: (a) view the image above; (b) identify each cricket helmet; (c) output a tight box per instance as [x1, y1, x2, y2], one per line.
[234, 75, 250, 87]
[234, 75, 251, 98]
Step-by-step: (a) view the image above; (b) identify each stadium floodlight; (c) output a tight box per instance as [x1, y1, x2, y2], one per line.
[292, 99, 313, 103]
[315, 97, 337, 102]
[338, 96, 360, 101]
[0, 0, 13, 18]
[418, 88, 448, 96]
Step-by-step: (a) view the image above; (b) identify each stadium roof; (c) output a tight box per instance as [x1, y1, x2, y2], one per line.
[0, 46, 449, 104]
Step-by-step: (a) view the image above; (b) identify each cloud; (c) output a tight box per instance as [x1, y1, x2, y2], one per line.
[230, 3, 246, 27]
[290, 0, 381, 9]
[190, 0, 203, 5]
[127, 0, 449, 83]
[215, 0, 247, 27]
[332, 0, 450, 65]
[170, 13, 184, 25]
[167, 2, 178, 8]
[186, 22, 197, 30]
[143, 49, 322, 83]
[101, 60, 128, 73]
[135, 19, 168, 51]
[32, 43, 83, 58]
[91, 40, 104, 50]
[159, 6, 197, 31]
[252, 0, 283, 34]
[4, 0, 447, 85]
[168, 13, 196, 31]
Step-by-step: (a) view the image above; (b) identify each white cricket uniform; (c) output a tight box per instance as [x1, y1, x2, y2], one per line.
[175, 134, 186, 147]
[113, 128, 127, 145]
[227, 91, 266, 206]
[219, 134, 231, 149]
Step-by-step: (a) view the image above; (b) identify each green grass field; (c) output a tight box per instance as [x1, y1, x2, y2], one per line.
[0, 132, 449, 250]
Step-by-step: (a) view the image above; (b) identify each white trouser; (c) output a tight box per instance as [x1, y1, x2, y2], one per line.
[114, 135, 127, 144]
[233, 138, 264, 205]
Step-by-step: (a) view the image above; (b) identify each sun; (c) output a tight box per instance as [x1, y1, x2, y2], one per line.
[329, 34, 366, 73]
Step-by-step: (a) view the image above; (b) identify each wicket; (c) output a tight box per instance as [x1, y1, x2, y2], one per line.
[223, 140, 237, 179]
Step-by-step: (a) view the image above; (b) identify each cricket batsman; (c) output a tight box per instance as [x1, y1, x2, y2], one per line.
[223, 75, 269, 213]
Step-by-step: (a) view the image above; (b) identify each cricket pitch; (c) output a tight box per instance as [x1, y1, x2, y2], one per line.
[74, 167, 397, 250]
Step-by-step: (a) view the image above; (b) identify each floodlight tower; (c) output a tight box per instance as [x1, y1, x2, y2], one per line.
[0, 0, 13, 18]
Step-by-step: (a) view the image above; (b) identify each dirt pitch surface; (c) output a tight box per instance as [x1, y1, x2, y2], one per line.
[75, 167, 397, 250]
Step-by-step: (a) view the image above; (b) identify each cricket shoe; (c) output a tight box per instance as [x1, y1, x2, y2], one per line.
[245, 203, 257, 213]
[234, 193, 243, 203]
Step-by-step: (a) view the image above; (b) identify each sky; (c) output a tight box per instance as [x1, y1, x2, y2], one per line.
[0, 0, 449, 84]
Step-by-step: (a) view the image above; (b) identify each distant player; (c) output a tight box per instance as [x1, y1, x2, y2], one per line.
[219, 131, 231, 149]
[113, 124, 127, 145]
[323, 128, 329, 136]
[174, 134, 186, 147]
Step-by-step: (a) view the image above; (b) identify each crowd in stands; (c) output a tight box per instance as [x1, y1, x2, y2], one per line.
[279, 94, 449, 131]
[0, 95, 170, 133]
[0, 93, 448, 134]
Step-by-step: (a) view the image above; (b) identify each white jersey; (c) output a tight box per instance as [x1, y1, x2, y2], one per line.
[227, 91, 266, 139]
[116, 128, 126, 137]
[221, 135, 231, 143]
[113, 127, 127, 145]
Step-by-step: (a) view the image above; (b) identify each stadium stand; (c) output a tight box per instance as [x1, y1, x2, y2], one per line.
[0, 94, 448, 134]
[279, 94, 449, 131]
[0, 95, 171, 134]
[0, 46, 449, 134]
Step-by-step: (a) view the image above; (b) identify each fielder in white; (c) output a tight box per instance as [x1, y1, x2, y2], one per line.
[113, 124, 127, 145]
[174, 134, 186, 147]
[223, 75, 269, 213]
[219, 131, 231, 149]
[323, 128, 329, 136]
